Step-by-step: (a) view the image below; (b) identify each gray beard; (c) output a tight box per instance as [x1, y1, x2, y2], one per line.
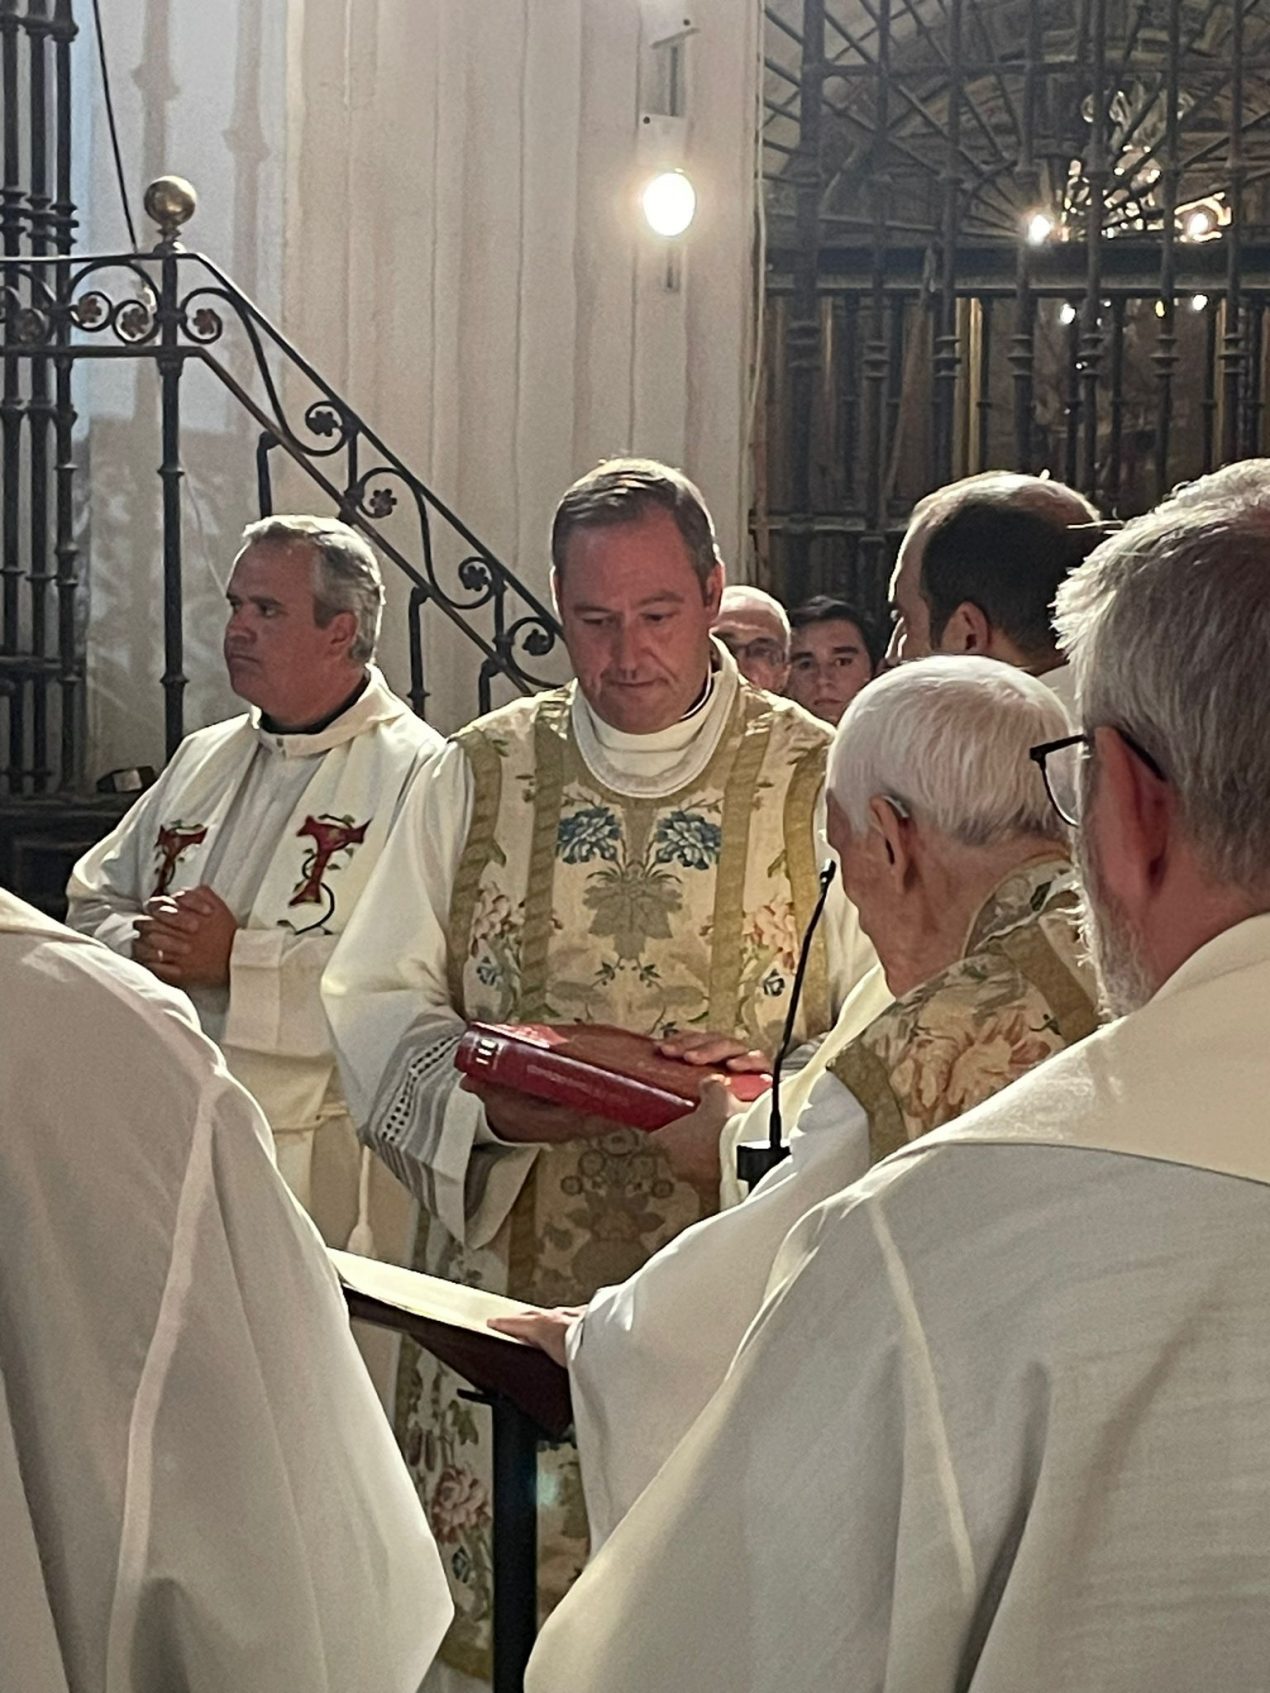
[1075, 835, 1157, 1019]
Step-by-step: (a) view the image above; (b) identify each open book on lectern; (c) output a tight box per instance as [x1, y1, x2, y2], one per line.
[330, 1250, 573, 1439]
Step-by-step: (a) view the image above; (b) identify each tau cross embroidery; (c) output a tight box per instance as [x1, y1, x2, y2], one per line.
[152, 823, 209, 895]
[289, 813, 369, 909]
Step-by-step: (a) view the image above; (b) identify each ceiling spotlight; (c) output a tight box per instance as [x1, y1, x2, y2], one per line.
[642, 169, 697, 237]
[1184, 209, 1214, 240]
[1026, 211, 1055, 245]
[1155, 300, 1167, 319]
[1059, 301, 1077, 326]
[1191, 293, 1209, 312]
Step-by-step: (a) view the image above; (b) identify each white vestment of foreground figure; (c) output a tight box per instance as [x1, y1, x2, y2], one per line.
[0, 891, 451, 1693]
[529, 914, 1270, 1693]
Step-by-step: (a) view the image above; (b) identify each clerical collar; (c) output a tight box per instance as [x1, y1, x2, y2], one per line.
[260, 671, 370, 738]
[571, 640, 740, 799]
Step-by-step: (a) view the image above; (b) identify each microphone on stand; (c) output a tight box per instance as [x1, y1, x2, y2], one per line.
[735, 858, 837, 1192]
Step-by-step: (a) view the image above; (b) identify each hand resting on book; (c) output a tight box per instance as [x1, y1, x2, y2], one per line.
[655, 1030, 773, 1071]
[649, 1074, 745, 1189]
[487, 1305, 585, 1367]
[460, 1077, 627, 1145]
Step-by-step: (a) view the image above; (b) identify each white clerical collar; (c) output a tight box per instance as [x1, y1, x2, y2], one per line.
[571, 640, 741, 799]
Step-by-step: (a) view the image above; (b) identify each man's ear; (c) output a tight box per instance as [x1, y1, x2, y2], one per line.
[702, 561, 724, 620]
[937, 600, 992, 655]
[324, 608, 358, 660]
[550, 567, 562, 617]
[1090, 726, 1174, 907]
[866, 794, 912, 882]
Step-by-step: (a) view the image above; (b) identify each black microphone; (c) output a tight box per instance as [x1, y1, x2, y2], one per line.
[735, 858, 837, 1191]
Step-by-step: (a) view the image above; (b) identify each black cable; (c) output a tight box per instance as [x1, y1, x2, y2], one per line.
[91, 0, 139, 250]
[765, 857, 837, 1159]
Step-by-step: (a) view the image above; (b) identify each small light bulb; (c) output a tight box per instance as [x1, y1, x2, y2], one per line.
[1059, 302, 1077, 326]
[642, 170, 697, 238]
[1026, 211, 1055, 245]
[1155, 300, 1167, 319]
[1184, 209, 1213, 240]
[1191, 293, 1209, 312]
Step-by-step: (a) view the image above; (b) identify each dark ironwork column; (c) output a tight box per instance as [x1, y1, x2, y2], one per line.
[1078, 0, 1108, 500]
[1221, 0, 1246, 465]
[1152, 0, 1181, 502]
[1009, 0, 1040, 471]
[863, 0, 891, 544]
[932, 0, 964, 483]
[52, 0, 77, 787]
[785, 0, 826, 603]
[1, 0, 22, 785]
[157, 249, 186, 758]
[26, 0, 54, 788]
[1106, 297, 1126, 513]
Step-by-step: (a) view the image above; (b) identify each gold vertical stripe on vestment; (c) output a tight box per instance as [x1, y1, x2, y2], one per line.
[446, 725, 508, 1010]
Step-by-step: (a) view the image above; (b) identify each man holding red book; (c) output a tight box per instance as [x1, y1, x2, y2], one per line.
[323, 458, 874, 1685]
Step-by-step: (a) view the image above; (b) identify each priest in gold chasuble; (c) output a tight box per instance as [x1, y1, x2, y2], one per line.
[324, 460, 875, 1684]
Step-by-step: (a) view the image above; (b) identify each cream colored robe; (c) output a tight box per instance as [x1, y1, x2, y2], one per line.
[0, 893, 451, 1693]
[325, 646, 876, 1683]
[530, 913, 1270, 1693]
[569, 857, 1096, 1547]
[65, 667, 441, 1253]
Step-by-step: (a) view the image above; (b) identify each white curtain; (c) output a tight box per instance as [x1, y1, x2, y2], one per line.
[280, 0, 761, 732]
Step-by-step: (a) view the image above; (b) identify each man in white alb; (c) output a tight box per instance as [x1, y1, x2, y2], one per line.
[887, 469, 1103, 710]
[66, 515, 442, 1255]
[323, 457, 874, 1683]
[528, 465, 1270, 1692]
[496, 658, 1096, 1546]
[0, 887, 451, 1693]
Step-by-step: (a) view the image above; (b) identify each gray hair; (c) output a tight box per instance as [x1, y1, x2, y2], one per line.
[238, 514, 384, 664]
[1055, 469, 1270, 893]
[716, 584, 791, 640]
[551, 457, 721, 592]
[827, 655, 1070, 848]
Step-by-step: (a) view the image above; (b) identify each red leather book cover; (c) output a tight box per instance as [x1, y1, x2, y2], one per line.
[454, 1022, 772, 1132]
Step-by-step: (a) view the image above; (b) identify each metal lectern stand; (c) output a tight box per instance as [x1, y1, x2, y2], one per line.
[340, 1275, 572, 1693]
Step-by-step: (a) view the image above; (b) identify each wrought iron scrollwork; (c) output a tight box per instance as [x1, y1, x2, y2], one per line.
[1, 237, 565, 757]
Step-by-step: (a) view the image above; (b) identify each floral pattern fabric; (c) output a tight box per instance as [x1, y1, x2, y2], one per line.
[409, 680, 833, 1680]
[832, 859, 1099, 1164]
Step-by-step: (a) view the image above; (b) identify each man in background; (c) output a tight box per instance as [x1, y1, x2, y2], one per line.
[0, 888, 451, 1692]
[711, 582, 791, 693]
[785, 595, 880, 724]
[66, 515, 441, 1258]
[887, 470, 1101, 710]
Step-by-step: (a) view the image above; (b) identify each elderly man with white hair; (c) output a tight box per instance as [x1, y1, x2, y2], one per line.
[497, 656, 1097, 1548]
[528, 469, 1270, 1693]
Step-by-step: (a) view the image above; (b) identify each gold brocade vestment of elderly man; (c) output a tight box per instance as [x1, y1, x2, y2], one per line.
[399, 678, 835, 1680]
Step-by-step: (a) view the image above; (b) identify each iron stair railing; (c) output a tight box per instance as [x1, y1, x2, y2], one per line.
[0, 174, 565, 793]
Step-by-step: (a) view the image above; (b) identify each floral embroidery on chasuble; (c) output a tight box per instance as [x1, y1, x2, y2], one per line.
[831, 859, 1099, 1165]
[402, 681, 830, 1680]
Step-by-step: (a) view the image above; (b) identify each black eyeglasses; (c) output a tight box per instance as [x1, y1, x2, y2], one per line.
[1030, 729, 1167, 828]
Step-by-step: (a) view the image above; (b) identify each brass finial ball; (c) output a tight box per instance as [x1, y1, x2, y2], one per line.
[143, 176, 197, 249]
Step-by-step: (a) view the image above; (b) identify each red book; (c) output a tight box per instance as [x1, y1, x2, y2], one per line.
[454, 1021, 772, 1132]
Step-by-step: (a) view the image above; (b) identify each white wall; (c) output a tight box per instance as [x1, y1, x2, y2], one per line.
[77, 0, 759, 766]
[77, 0, 287, 773]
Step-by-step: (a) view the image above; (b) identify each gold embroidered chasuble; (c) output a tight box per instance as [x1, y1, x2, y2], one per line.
[400, 677, 832, 1679]
[832, 857, 1099, 1166]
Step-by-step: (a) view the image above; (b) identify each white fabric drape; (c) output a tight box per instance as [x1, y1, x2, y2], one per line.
[281, 0, 761, 731]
